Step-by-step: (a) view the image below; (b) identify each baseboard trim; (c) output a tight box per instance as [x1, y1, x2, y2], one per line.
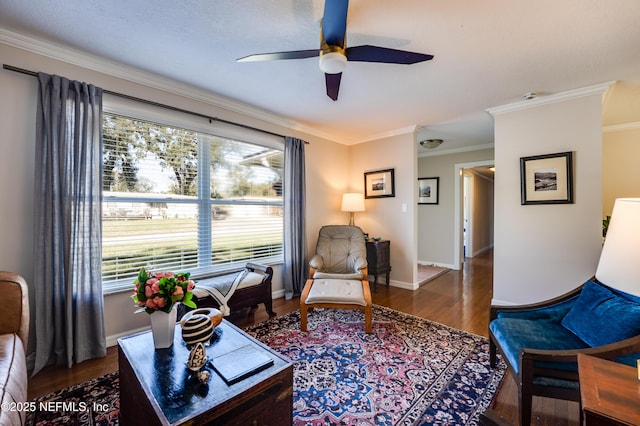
[470, 245, 493, 258]
[418, 260, 457, 270]
[490, 298, 517, 306]
[388, 280, 419, 291]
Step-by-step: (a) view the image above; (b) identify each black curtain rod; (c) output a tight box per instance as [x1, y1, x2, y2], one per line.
[3, 63, 290, 140]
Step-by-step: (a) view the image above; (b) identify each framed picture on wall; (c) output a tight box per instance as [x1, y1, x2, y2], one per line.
[418, 177, 439, 205]
[364, 168, 395, 199]
[520, 151, 574, 205]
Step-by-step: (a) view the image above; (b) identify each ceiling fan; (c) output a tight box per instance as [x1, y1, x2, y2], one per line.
[237, 0, 434, 101]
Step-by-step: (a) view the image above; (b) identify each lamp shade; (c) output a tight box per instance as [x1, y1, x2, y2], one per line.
[341, 193, 365, 212]
[595, 198, 640, 297]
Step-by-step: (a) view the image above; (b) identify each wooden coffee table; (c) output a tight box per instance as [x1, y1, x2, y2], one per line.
[578, 353, 640, 426]
[118, 320, 293, 425]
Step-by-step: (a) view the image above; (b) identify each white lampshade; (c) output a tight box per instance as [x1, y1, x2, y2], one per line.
[341, 193, 365, 226]
[595, 198, 640, 297]
[341, 193, 365, 212]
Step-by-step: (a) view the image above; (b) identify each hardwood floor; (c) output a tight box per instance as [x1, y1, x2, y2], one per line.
[27, 250, 579, 425]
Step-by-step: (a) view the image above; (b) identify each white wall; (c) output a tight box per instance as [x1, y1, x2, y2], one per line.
[348, 132, 418, 288]
[492, 92, 604, 305]
[303, 139, 350, 257]
[0, 41, 348, 345]
[0, 52, 37, 283]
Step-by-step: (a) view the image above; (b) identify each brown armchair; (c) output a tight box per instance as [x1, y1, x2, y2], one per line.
[0, 271, 30, 426]
[300, 225, 372, 333]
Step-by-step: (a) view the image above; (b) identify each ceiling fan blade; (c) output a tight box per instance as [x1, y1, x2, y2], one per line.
[322, 0, 349, 47]
[239, 1, 434, 101]
[345, 45, 433, 64]
[237, 49, 319, 62]
[325, 73, 342, 101]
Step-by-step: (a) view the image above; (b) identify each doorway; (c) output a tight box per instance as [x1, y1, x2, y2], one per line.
[464, 173, 471, 258]
[454, 160, 495, 267]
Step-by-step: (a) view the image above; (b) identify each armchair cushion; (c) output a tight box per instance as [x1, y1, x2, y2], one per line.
[489, 317, 588, 375]
[561, 280, 640, 347]
[314, 225, 367, 274]
[304, 278, 367, 306]
[313, 272, 363, 280]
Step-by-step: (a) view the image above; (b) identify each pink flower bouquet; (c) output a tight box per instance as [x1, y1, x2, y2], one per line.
[132, 268, 197, 314]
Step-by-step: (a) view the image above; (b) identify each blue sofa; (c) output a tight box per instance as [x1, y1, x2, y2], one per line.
[489, 279, 640, 426]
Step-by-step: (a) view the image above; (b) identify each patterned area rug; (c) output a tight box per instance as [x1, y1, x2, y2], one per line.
[246, 305, 506, 425]
[26, 306, 506, 426]
[25, 372, 119, 425]
[417, 264, 450, 284]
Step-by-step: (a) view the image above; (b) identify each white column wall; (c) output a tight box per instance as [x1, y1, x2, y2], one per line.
[492, 94, 603, 304]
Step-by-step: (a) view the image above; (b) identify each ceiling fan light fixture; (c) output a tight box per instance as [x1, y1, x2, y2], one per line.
[319, 51, 347, 74]
[420, 139, 443, 149]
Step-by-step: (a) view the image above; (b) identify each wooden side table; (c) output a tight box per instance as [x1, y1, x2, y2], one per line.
[366, 239, 391, 291]
[577, 353, 640, 426]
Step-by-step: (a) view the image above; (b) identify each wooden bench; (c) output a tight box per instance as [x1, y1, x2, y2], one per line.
[184, 262, 276, 318]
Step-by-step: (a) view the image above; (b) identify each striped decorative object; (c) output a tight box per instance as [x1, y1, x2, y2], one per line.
[181, 313, 214, 347]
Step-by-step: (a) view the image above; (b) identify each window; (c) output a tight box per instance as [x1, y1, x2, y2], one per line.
[102, 110, 283, 292]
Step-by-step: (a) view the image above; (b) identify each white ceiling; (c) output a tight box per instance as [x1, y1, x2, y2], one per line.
[1, 0, 640, 150]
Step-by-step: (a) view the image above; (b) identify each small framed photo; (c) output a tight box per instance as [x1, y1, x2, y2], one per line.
[520, 151, 574, 205]
[418, 177, 439, 205]
[364, 168, 395, 199]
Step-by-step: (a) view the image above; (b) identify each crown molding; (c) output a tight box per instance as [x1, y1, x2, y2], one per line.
[486, 81, 616, 116]
[0, 28, 344, 143]
[603, 121, 640, 133]
[418, 142, 494, 158]
[347, 125, 418, 145]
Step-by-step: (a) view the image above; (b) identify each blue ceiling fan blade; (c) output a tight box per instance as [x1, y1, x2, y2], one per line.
[325, 72, 342, 101]
[346, 45, 434, 64]
[322, 0, 349, 47]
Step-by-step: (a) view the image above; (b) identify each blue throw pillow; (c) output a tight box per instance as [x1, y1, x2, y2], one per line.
[561, 280, 640, 347]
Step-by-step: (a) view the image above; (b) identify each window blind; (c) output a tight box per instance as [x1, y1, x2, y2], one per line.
[102, 113, 283, 292]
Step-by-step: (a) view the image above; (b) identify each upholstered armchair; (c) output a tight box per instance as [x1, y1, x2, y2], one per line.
[489, 198, 640, 426]
[300, 225, 372, 333]
[0, 271, 30, 426]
